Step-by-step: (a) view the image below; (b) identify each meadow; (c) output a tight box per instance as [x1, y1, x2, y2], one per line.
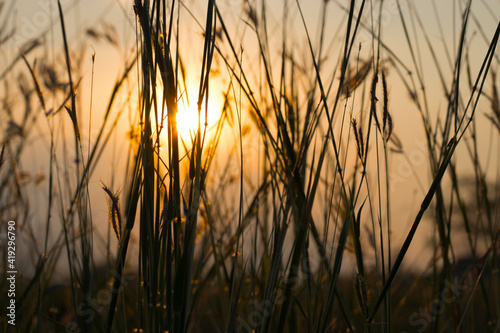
[0, 0, 499, 332]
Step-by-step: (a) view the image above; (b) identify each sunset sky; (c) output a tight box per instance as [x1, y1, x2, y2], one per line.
[3, 0, 499, 272]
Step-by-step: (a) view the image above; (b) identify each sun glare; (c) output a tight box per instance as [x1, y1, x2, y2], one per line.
[156, 84, 223, 147]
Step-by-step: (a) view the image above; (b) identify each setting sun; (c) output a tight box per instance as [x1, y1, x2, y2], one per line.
[156, 84, 223, 146]
[5, 0, 500, 331]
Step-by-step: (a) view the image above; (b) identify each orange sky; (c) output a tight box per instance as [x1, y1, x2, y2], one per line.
[3, 0, 499, 272]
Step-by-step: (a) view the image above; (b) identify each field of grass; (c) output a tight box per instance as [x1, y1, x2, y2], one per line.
[1, 0, 499, 332]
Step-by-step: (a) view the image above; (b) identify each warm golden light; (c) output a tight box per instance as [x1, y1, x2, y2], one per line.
[157, 84, 222, 146]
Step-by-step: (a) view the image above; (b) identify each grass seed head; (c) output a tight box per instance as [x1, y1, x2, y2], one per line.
[355, 273, 369, 319]
[370, 68, 381, 133]
[352, 118, 365, 161]
[381, 69, 393, 141]
[486, 70, 500, 132]
[102, 183, 122, 241]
